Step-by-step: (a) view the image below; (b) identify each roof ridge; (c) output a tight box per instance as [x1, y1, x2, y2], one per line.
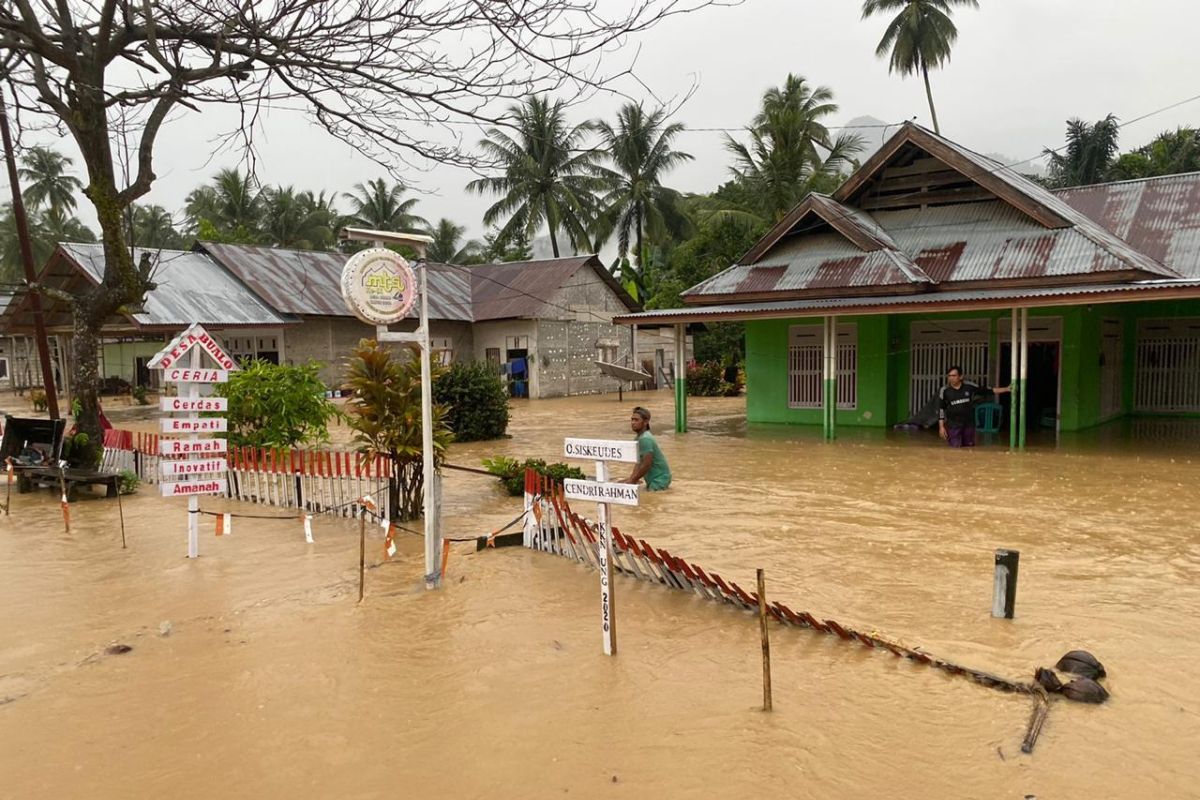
[1053, 170, 1200, 192]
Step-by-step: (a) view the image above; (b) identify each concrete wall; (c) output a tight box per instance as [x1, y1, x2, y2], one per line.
[283, 316, 473, 386]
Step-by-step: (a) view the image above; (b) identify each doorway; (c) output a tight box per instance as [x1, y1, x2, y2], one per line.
[999, 341, 1060, 434]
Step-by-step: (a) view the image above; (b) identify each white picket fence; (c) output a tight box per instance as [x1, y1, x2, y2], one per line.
[101, 429, 394, 519]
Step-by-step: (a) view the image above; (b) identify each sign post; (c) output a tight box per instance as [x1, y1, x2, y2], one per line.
[563, 437, 640, 656]
[148, 323, 238, 558]
[339, 231, 440, 588]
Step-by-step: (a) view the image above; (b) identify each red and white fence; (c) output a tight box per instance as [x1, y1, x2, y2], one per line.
[101, 429, 393, 518]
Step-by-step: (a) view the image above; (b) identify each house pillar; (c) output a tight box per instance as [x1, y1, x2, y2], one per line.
[1019, 308, 1029, 450]
[674, 323, 687, 433]
[823, 316, 837, 440]
[1010, 308, 1019, 449]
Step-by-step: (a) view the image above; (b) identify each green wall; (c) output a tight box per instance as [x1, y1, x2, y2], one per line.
[745, 300, 1200, 433]
[745, 315, 891, 427]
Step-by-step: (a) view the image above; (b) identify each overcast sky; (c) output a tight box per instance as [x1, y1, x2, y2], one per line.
[7, 0, 1200, 243]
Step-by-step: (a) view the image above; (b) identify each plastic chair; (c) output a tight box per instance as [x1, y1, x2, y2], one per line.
[975, 401, 1003, 433]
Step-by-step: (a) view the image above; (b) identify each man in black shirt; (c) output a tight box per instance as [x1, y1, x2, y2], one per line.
[938, 365, 1011, 447]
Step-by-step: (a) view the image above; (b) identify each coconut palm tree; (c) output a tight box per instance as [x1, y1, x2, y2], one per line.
[424, 218, 483, 264]
[261, 186, 340, 250]
[725, 74, 864, 221]
[861, 0, 979, 135]
[129, 204, 187, 249]
[1043, 115, 1122, 188]
[342, 179, 427, 233]
[17, 145, 83, 213]
[185, 168, 263, 240]
[467, 95, 605, 258]
[594, 103, 694, 274]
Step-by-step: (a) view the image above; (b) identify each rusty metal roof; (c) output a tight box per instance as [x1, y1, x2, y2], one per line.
[685, 124, 1181, 304]
[619, 280, 1200, 325]
[1, 245, 292, 333]
[198, 242, 473, 322]
[687, 234, 928, 297]
[468, 254, 638, 321]
[1056, 172, 1200, 278]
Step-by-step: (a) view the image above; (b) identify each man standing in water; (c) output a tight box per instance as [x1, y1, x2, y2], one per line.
[938, 366, 1011, 447]
[621, 406, 671, 490]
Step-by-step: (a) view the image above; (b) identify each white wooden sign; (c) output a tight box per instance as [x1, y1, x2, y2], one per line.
[149, 323, 238, 559]
[161, 417, 228, 433]
[563, 438, 638, 463]
[160, 397, 228, 413]
[150, 325, 238, 371]
[163, 367, 229, 384]
[161, 458, 228, 477]
[564, 479, 640, 507]
[159, 438, 228, 456]
[161, 478, 228, 498]
[563, 437, 644, 657]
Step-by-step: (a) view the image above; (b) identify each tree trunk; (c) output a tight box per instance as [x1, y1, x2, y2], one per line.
[544, 197, 560, 258]
[394, 458, 425, 521]
[63, 81, 157, 469]
[922, 63, 941, 135]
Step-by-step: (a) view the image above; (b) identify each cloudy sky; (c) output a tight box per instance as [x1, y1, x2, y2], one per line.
[7, 0, 1200, 242]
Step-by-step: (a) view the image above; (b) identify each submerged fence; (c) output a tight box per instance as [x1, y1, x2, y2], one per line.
[521, 468, 1036, 697]
[101, 429, 394, 519]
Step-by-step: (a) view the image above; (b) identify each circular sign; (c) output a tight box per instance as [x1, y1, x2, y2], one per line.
[340, 248, 419, 325]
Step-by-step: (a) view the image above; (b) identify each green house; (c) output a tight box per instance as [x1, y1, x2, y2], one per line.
[617, 123, 1200, 445]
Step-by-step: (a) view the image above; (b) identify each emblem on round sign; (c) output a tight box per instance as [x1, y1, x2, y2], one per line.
[341, 248, 418, 325]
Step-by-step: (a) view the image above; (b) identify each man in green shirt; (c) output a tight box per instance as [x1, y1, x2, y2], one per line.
[621, 406, 671, 491]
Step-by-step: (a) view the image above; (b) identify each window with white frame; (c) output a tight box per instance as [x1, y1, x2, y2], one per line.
[1135, 318, 1200, 412]
[909, 319, 990, 416]
[431, 337, 453, 366]
[788, 323, 857, 409]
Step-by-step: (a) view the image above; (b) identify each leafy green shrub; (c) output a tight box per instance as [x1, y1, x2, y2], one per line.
[483, 456, 586, 496]
[118, 470, 139, 495]
[344, 340, 453, 521]
[30, 389, 48, 412]
[131, 385, 149, 405]
[432, 360, 509, 442]
[686, 361, 743, 397]
[215, 359, 341, 448]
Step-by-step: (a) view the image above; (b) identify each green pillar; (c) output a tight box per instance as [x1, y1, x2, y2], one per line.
[674, 323, 687, 434]
[1018, 308, 1028, 450]
[1009, 308, 1018, 449]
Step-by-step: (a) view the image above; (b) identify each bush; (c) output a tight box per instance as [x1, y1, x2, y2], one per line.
[432, 360, 510, 442]
[686, 361, 743, 397]
[483, 456, 586, 496]
[215, 359, 341, 448]
[118, 470, 139, 495]
[30, 389, 47, 412]
[131, 385, 149, 405]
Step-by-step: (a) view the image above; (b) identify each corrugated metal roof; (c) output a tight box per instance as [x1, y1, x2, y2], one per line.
[63, 244, 291, 328]
[1056, 172, 1200, 278]
[198, 242, 474, 322]
[686, 233, 926, 297]
[881, 201, 1152, 282]
[617, 280, 1200, 325]
[469, 255, 638, 321]
[686, 125, 1182, 303]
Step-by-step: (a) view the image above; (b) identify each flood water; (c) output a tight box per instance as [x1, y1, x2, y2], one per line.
[2, 393, 1199, 798]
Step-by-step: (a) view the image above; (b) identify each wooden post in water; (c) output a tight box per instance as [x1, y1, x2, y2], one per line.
[358, 512, 366, 603]
[116, 480, 127, 548]
[757, 568, 773, 712]
[992, 548, 1019, 619]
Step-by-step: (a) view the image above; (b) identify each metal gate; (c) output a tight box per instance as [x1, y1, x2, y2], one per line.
[1135, 318, 1200, 412]
[909, 320, 990, 416]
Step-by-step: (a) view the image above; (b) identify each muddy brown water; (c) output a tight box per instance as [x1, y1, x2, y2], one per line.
[2, 393, 1198, 798]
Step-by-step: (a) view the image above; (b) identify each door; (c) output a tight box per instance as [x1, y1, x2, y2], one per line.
[1000, 342, 1061, 433]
